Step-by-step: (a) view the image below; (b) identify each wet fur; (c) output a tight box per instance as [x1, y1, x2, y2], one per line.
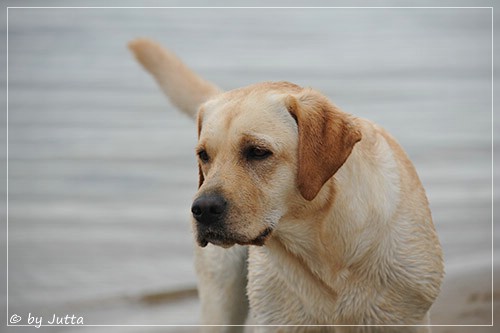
[129, 38, 444, 333]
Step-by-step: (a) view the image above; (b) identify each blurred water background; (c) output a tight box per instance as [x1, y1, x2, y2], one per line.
[0, 1, 498, 332]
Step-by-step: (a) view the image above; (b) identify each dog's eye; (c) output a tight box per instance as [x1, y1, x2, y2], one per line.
[246, 147, 272, 161]
[197, 149, 210, 163]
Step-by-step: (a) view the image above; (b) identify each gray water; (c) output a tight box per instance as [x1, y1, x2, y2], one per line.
[1, 3, 498, 332]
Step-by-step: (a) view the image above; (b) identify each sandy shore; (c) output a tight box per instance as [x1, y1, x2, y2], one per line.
[431, 263, 498, 333]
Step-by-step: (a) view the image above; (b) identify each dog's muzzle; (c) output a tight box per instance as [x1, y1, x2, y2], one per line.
[191, 193, 274, 248]
[191, 194, 230, 247]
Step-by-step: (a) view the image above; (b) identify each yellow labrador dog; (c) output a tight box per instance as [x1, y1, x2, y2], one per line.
[129, 38, 444, 333]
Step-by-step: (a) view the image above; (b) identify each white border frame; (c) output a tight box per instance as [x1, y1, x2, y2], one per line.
[4, 5, 495, 329]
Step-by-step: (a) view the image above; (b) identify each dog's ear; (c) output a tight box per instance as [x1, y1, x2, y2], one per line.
[197, 108, 205, 188]
[285, 90, 362, 201]
[198, 165, 205, 189]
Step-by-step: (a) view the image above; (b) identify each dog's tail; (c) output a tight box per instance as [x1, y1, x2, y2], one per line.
[128, 38, 221, 119]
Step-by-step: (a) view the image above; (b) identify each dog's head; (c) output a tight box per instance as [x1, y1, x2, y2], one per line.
[191, 82, 361, 248]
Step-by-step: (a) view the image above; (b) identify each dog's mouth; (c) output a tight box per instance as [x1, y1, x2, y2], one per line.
[196, 232, 233, 248]
[243, 227, 274, 246]
[197, 227, 274, 248]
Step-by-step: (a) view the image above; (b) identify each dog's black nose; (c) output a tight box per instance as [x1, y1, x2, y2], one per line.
[191, 194, 227, 225]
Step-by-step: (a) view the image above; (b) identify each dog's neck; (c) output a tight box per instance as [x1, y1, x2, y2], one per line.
[270, 120, 401, 289]
[269, 179, 345, 291]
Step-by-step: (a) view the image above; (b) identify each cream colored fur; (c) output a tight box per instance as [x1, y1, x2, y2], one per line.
[129, 38, 444, 333]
